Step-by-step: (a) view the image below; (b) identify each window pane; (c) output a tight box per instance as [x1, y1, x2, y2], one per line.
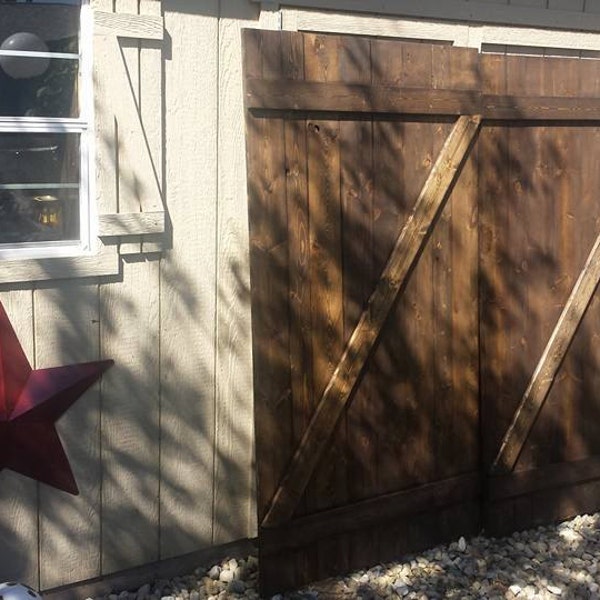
[0, 56, 78, 117]
[0, 132, 80, 244]
[0, 1, 81, 117]
[0, 2, 80, 54]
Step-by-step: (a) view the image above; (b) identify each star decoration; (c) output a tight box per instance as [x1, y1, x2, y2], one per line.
[0, 302, 113, 494]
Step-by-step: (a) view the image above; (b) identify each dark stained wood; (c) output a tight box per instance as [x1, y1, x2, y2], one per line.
[246, 114, 292, 522]
[245, 31, 292, 523]
[260, 473, 480, 554]
[341, 118, 377, 504]
[493, 220, 600, 473]
[262, 115, 481, 528]
[489, 456, 600, 501]
[246, 79, 482, 115]
[431, 43, 480, 479]
[380, 41, 437, 493]
[301, 31, 355, 575]
[483, 94, 600, 119]
[245, 31, 600, 596]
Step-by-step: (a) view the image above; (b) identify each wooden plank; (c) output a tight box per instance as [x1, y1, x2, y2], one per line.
[489, 456, 600, 501]
[483, 94, 600, 119]
[391, 43, 436, 493]
[245, 29, 292, 530]
[100, 256, 160, 573]
[341, 117, 376, 505]
[256, 0, 600, 32]
[245, 80, 481, 114]
[159, 1, 218, 558]
[213, 0, 261, 544]
[115, 0, 143, 256]
[432, 44, 479, 479]
[292, 10, 470, 45]
[303, 35, 346, 518]
[0, 248, 119, 285]
[139, 0, 165, 254]
[262, 114, 481, 528]
[98, 212, 165, 236]
[36, 283, 102, 588]
[302, 32, 348, 576]
[529, 58, 581, 468]
[493, 227, 600, 473]
[0, 291, 38, 586]
[93, 10, 163, 40]
[261, 473, 480, 555]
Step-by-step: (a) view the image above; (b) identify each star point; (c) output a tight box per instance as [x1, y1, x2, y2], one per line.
[0, 302, 113, 494]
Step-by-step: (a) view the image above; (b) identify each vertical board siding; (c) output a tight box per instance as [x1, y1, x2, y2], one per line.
[214, 0, 259, 545]
[0, 0, 258, 587]
[0, 291, 38, 586]
[159, 0, 218, 558]
[37, 283, 102, 588]
[99, 0, 161, 574]
[100, 257, 160, 572]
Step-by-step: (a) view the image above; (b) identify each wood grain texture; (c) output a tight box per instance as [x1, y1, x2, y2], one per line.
[246, 79, 481, 114]
[262, 115, 481, 528]
[36, 283, 102, 588]
[213, 0, 259, 545]
[93, 11, 163, 39]
[98, 212, 165, 236]
[0, 292, 38, 587]
[159, 0, 218, 558]
[0, 249, 119, 284]
[493, 219, 600, 473]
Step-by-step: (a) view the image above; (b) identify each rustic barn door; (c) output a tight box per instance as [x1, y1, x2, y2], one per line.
[479, 53, 600, 537]
[243, 30, 600, 595]
[244, 31, 482, 594]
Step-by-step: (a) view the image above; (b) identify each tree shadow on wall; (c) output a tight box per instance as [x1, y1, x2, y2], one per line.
[0, 1, 255, 591]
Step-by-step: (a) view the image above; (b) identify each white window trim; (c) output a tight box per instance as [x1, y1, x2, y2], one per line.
[0, 0, 94, 262]
[0, 7, 165, 284]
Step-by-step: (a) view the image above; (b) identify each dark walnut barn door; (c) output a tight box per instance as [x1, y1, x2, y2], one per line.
[243, 30, 600, 595]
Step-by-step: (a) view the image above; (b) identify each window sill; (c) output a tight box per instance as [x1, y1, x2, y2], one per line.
[0, 241, 119, 284]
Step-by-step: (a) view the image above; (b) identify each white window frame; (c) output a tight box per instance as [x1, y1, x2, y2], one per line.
[0, 0, 95, 262]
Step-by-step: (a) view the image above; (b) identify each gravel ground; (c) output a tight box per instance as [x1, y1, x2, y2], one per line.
[94, 513, 600, 600]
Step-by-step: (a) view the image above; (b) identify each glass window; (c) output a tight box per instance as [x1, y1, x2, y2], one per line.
[0, 0, 91, 259]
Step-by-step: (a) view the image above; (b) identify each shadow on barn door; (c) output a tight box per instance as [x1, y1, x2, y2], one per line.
[243, 29, 600, 595]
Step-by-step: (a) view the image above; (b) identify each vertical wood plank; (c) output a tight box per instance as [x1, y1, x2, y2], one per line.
[159, 0, 218, 557]
[246, 30, 292, 528]
[341, 117, 376, 503]
[247, 114, 291, 525]
[92, 0, 119, 225]
[0, 291, 38, 586]
[480, 53, 510, 469]
[140, 0, 164, 254]
[214, 0, 260, 544]
[115, 0, 143, 255]
[303, 34, 346, 517]
[100, 258, 160, 573]
[36, 283, 102, 588]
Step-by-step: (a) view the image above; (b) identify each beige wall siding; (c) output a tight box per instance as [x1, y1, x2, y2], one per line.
[0, 0, 261, 589]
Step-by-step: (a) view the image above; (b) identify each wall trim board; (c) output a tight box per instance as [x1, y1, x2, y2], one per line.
[259, 0, 600, 32]
[283, 9, 600, 53]
[43, 539, 258, 600]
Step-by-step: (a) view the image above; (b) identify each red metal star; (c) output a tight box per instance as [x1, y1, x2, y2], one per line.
[0, 302, 113, 494]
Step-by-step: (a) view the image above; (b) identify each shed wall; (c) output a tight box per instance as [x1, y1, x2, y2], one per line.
[2, 0, 600, 592]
